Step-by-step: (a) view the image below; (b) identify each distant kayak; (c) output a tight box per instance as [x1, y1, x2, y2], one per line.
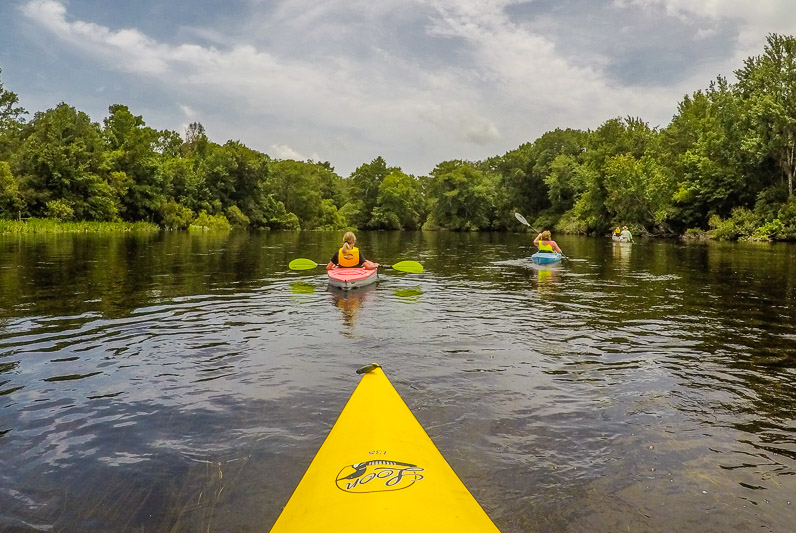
[327, 267, 378, 290]
[531, 251, 562, 264]
[612, 235, 631, 242]
[270, 364, 500, 532]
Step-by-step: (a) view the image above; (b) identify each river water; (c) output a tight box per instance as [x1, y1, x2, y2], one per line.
[0, 230, 794, 532]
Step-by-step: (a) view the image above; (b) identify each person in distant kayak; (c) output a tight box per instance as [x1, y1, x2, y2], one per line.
[327, 231, 378, 270]
[614, 227, 621, 237]
[533, 230, 563, 254]
[620, 226, 633, 242]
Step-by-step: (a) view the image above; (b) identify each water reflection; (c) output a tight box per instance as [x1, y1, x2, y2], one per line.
[289, 281, 316, 295]
[393, 286, 423, 303]
[328, 284, 377, 328]
[0, 231, 794, 533]
[612, 240, 633, 270]
[289, 280, 317, 305]
[531, 263, 561, 292]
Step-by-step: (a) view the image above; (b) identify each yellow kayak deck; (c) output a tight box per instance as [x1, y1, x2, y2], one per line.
[270, 364, 500, 532]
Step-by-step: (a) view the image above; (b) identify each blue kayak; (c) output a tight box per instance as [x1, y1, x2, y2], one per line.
[531, 252, 562, 264]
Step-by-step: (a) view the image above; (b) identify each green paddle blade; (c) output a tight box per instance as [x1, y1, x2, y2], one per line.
[391, 260, 424, 273]
[289, 258, 320, 270]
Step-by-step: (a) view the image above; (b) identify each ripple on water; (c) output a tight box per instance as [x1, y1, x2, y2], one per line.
[1, 233, 794, 532]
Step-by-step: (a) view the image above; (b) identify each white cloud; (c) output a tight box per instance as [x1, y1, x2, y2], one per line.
[422, 1, 679, 131]
[421, 104, 501, 144]
[612, 0, 796, 65]
[21, 0, 170, 74]
[695, 27, 719, 40]
[270, 143, 307, 160]
[179, 104, 198, 119]
[17, 0, 796, 175]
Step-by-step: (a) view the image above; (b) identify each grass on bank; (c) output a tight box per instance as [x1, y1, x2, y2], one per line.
[0, 218, 160, 234]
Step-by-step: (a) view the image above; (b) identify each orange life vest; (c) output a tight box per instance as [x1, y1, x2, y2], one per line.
[338, 246, 360, 267]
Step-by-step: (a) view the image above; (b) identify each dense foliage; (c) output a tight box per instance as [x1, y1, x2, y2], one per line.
[2, 34, 796, 240]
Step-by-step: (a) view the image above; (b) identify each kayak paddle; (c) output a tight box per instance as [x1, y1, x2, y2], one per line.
[289, 258, 424, 273]
[388, 260, 424, 273]
[514, 212, 539, 232]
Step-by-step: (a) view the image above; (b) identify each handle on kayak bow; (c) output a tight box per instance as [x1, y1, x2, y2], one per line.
[356, 363, 381, 374]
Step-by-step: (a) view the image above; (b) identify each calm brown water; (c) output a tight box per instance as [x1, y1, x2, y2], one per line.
[0, 230, 794, 532]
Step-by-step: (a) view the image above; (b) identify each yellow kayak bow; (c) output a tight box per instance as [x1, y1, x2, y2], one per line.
[270, 364, 500, 532]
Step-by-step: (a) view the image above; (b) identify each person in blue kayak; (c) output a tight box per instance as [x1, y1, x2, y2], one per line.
[533, 230, 563, 254]
[327, 231, 378, 270]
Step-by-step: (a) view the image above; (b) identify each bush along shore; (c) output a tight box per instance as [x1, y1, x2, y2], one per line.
[0, 218, 159, 234]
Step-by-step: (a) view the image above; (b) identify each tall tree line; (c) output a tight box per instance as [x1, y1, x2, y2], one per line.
[2, 34, 796, 240]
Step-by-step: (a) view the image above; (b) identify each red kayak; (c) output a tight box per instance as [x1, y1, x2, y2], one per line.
[327, 267, 379, 290]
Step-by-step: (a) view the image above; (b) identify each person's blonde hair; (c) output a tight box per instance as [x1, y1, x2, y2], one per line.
[540, 230, 551, 240]
[341, 231, 356, 253]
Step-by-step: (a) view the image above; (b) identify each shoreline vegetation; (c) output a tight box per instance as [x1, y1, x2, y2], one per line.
[2, 34, 796, 242]
[0, 218, 159, 234]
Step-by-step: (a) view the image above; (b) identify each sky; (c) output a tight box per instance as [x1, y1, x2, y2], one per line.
[2, 0, 796, 177]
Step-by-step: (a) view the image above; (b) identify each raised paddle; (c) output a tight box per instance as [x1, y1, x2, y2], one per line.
[289, 258, 424, 273]
[514, 212, 539, 232]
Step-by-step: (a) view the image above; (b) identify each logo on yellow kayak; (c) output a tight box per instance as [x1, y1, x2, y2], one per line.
[336, 460, 425, 493]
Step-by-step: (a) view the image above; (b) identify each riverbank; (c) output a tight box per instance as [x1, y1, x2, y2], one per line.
[0, 218, 160, 234]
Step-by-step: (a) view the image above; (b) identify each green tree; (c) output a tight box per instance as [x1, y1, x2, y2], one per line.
[602, 154, 674, 228]
[371, 170, 424, 229]
[660, 80, 753, 230]
[314, 160, 347, 208]
[174, 123, 213, 216]
[268, 159, 344, 229]
[0, 69, 27, 161]
[182, 122, 209, 158]
[544, 154, 585, 213]
[226, 204, 250, 228]
[316, 198, 347, 230]
[157, 156, 196, 208]
[569, 117, 657, 232]
[735, 33, 796, 197]
[198, 141, 272, 226]
[0, 160, 24, 217]
[344, 156, 397, 228]
[489, 128, 589, 228]
[103, 104, 164, 221]
[161, 199, 194, 230]
[13, 103, 118, 220]
[0, 68, 26, 131]
[426, 160, 496, 230]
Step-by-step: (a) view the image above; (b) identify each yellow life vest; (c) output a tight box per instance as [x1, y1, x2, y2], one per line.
[538, 241, 554, 253]
[338, 246, 360, 267]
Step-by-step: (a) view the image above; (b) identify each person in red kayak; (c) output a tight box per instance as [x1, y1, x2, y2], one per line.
[533, 230, 563, 254]
[327, 232, 378, 270]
